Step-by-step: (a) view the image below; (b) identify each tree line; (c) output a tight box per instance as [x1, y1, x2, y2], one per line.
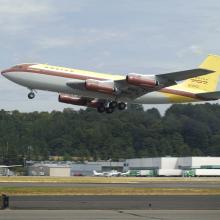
[0, 103, 220, 165]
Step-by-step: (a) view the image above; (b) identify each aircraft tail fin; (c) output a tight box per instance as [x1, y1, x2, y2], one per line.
[93, 170, 100, 176]
[181, 54, 220, 92]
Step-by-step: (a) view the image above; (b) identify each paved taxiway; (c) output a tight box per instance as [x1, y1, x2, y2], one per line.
[9, 195, 220, 210]
[1, 181, 220, 188]
[1, 210, 220, 220]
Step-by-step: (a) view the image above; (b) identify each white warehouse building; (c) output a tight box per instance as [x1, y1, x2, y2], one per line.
[125, 157, 179, 170]
[178, 157, 220, 169]
[126, 157, 220, 170]
[125, 157, 220, 176]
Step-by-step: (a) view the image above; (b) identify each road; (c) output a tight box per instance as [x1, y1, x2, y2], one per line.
[0, 210, 220, 220]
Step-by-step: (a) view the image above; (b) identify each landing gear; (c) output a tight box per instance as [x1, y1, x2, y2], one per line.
[109, 101, 117, 108]
[105, 107, 114, 114]
[28, 92, 35, 99]
[97, 105, 114, 114]
[118, 102, 126, 110]
[96, 101, 126, 114]
[97, 105, 105, 113]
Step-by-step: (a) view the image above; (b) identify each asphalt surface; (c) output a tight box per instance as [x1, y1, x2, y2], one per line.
[1, 210, 220, 220]
[9, 195, 220, 210]
[1, 181, 220, 188]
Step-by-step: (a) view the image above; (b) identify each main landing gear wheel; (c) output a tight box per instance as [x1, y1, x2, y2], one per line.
[105, 107, 114, 114]
[28, 92, 35, 99]
[118, 102, 126, 110]
[97, 105, 105, 113]
[97, 101, 126, 113]
[109, 101, 118, 108]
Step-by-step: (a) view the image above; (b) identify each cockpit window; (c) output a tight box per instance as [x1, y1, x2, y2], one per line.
[14, 65, 22, 68]
[12, 63, 36, 69]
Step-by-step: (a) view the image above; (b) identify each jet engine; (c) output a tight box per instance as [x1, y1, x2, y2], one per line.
[126, 73, 159, 87]
[85, 79, 116, 94]
[58, 94, 102, 108]
[58, 94, 87, 106]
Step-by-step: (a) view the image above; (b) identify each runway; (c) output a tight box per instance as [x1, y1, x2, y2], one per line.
[0, 181, 219, 188]
[0, 210, 220, 220]
[9, 195, 220, 210]
[2, 179, 220, 212]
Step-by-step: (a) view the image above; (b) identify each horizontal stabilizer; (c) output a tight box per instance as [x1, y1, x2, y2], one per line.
[196, 91, 220, 100]
[157, 68, 214, 82]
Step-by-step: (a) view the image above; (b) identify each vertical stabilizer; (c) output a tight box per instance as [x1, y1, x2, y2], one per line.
[181, 54, 220, 92]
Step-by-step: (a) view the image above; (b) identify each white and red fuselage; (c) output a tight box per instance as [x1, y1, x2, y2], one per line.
[1, 63, 205, 107]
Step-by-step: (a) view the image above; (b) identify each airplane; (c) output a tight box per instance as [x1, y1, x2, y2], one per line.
[120, 170, 130, 176]
[2, 54, 220, 114]
[93, 170, 121, 177]
[93, 170, 104, 176]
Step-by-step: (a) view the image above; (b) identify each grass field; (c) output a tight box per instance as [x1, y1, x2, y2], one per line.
[0, 186, 219, 196]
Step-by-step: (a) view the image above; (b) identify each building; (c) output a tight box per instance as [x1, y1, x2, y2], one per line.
[70, 161, 124, 176]
[125, 157, 220, 176]
[71, 163, 101, 176]
[125, 157, 179, 170]
[0, 167, 8, 176]
[28, 163, 71, 177]
[88, 161, 124, 172]
[126, 157, 220, 170]
[27, 157, 220, 177]
[178, 157, 220, 169]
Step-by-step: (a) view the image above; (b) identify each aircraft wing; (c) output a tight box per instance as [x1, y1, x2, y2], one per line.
[115, 68, 213, 100]
[115, 80, 153, 100]
[66, 68, 213, 100]
[156, 68, 213, 82]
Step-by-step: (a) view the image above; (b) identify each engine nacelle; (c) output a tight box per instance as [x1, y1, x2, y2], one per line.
[58, 94, 87, 106]
[126, 73, 159, 87]
[58, 94, 103, 109]
[85, 79, 115, 94]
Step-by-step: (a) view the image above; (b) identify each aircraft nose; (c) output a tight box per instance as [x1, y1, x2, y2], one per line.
[1, 69, 7, 76]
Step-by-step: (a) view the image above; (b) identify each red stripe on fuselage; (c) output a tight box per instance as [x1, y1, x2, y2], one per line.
[3, 66, 106, 81]
[160, 88, 206, 100]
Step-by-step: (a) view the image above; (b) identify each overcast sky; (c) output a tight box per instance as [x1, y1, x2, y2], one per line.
[1, 0, 220, 114]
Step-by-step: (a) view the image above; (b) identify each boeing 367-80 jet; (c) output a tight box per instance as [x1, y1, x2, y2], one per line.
[2, 54, 220, 113]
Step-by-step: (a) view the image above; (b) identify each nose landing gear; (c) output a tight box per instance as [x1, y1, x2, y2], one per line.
[28, 91, 35, 99]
